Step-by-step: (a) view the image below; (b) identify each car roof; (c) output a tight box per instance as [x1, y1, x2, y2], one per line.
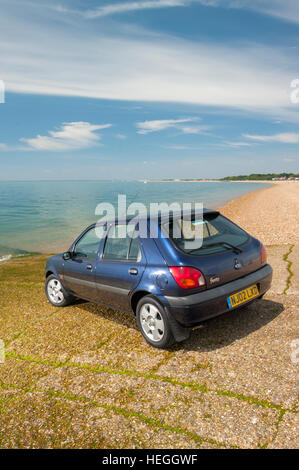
[93, 208, 219, 227]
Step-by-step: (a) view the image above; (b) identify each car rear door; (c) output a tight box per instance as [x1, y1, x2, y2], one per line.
[63, 226, 100, 300]
[184, 214, 262, 288]
[95, 223, 146, 310]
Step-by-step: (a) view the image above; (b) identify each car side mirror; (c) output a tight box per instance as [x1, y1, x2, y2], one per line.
[62, 251, 72, 260]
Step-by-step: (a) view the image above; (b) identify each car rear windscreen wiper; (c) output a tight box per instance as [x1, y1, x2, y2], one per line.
[188, 241, 243, 254]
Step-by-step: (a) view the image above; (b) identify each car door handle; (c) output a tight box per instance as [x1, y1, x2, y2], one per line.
[129, 268, 138, 275]
[86, 264, 93, 270]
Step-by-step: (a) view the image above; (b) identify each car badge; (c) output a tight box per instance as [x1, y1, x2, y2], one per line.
[210, 276, 220, 284]
[234, 259, 242, 270]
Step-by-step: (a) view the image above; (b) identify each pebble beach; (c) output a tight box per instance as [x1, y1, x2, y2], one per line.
[220, 181, 299, 246]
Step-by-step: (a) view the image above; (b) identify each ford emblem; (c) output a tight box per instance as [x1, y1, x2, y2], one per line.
[234, 259, 242, 270]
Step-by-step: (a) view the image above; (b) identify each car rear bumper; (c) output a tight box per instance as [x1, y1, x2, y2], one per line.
[163, 264, 273, 327]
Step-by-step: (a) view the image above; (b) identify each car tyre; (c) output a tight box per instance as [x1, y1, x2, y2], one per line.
[136, 295, 175, 349]
[45, 274, 75, 307]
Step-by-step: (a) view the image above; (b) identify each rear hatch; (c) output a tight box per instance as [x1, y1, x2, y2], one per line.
[161, 211, 263, 290]
[183, 236, 262, 289]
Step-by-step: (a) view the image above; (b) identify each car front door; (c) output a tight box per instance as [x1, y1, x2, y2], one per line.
[95, 223, 146, 310]
[63, 226, 101, 300]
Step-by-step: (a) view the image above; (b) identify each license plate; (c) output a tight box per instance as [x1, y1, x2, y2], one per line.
[227, 284, 259, 309]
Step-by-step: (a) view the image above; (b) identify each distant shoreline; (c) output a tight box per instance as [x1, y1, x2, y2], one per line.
[142, 179, 274, 183]
[141, 179, 299, 184]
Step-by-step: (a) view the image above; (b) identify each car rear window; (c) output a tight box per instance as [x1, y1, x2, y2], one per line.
[163, 213, 249, 255]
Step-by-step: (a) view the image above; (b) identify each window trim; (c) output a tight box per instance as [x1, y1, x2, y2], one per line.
[101, 224, 142, 262]
[72, 225, 101, 261]
[162, 214, 250, 258]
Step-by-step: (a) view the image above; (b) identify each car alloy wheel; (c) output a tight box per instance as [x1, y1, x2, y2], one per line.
[47, 278, 65, 305]
[139, 302, 165, 342]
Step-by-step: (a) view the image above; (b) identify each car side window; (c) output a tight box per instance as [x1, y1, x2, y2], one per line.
[103, 224, 141, 261]
[73, 227, 100, 260]
[128, 236, 141, 261]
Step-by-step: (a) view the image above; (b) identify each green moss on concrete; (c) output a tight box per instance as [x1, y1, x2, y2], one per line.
[0, 380, 228, 449]
[283, 245, 294, 294]
[6, 352, 295, 414]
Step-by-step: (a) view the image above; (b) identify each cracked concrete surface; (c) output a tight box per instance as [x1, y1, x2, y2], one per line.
[0, 244, 298, 449]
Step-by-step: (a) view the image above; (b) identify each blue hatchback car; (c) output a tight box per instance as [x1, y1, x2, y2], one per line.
[45, 209, 272, 348]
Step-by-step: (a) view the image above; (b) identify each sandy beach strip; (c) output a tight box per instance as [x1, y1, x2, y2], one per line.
[219, 182, 299, 246]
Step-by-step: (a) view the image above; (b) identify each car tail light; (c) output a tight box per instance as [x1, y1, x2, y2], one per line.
[261, 244, 267, 264]
[169, 266, 205, 289]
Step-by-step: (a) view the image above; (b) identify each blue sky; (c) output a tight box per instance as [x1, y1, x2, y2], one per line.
[0, 0, 298, 180]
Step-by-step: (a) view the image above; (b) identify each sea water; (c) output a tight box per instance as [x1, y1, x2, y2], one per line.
[0, 180, 271, 258]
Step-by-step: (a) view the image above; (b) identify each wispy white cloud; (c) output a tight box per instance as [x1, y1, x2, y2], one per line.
[20, 122, 112, 151]
[11, 0, 299, 25]
[115, 133, 127, 140]
[85, 0, 190, 19]
[236, 0, 299, 25]
[0, 2, 298, 121]
[180, 125, 212, 135]
[136, 118, 200, 134]
[223, 141, 253, 148]
[244, 132, 299, 144]
[205, 1, 299, 26]
[164, 144, 203, 150]
[165, 140, 254, 150]
[82, 0, 299, 24]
